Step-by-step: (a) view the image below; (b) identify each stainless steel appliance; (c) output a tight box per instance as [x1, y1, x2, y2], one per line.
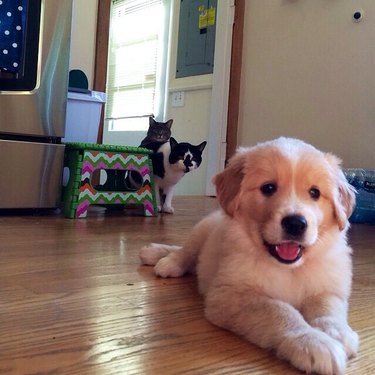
[0, 0, 72, 208]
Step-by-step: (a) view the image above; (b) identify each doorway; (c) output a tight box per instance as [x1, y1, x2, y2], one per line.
[94, 0, 245, 195]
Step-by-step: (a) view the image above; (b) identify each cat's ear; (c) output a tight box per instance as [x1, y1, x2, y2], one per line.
[197, 141, 207, 153]
[165, 119, 173, 129]
[149, 117, 156, 127]
[169, 137, 178, 148]
[212, 149, 247, 216]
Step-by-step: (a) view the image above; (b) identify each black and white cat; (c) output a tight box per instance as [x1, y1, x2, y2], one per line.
[151, 137, 207, 213]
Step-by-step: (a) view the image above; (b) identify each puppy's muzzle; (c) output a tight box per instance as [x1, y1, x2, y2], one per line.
[264, 215, 307, 265]
[281, 214, 307, 239]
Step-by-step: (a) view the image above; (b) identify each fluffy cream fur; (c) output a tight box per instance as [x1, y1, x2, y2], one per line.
[139, 137, 359, 375]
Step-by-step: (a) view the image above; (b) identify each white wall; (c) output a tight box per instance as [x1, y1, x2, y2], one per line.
[165, 0, 212, 195]
[238, 1, 375, 168]
[166, 89, 211, 195]
[69, 0, 98, 89]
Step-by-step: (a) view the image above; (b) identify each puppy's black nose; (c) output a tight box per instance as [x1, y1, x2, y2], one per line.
[281, 215, 307, 237]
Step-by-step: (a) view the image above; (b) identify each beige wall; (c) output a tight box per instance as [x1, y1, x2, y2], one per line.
[69, 0, 98, 89]
[238, 1, 375, 168]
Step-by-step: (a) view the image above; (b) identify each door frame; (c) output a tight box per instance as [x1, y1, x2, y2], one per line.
[93, 0, 110, 143]
[204, 0, 244, 195]
[226, 0, 244, 161]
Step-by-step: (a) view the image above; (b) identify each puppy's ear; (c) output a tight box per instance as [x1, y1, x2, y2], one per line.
[325, 153, 356, 230]
[213, 149, 247, 216]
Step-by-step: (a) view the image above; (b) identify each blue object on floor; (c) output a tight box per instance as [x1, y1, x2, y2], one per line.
[344, 169, 375, 224]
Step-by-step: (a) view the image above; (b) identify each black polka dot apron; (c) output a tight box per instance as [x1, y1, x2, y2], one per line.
[0, 0, 26, 73]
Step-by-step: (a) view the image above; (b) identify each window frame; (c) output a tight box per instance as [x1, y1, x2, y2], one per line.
[94, 0, 171, 142]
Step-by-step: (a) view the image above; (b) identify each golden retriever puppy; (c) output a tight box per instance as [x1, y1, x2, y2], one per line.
[139, 137, 358, 375]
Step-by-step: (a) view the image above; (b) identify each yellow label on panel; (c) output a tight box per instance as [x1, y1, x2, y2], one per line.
[199, 9, 208, 29]
[207, 6, 216, 26]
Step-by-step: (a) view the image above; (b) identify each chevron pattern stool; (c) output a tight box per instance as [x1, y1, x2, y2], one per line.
[62, 142, 157, 218]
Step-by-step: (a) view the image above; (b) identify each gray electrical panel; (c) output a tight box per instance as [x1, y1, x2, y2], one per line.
[176, 0, 217, 78]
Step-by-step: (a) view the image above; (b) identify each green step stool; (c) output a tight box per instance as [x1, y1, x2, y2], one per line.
[62, 142, 157, 218]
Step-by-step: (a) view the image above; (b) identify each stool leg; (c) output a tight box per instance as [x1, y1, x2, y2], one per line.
[74, 151, 96, 218]
[140, 158, 158, 216]
[75, 200, 90, 218]
[63, 149, 85, 219]
[143, 199, 157, 216]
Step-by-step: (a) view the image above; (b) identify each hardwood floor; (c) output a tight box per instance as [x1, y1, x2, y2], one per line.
[0, 196, 374, 374]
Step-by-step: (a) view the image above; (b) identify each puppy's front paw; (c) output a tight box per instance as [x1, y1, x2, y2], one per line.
[139, 243, 170, 266]
[154, 256, 185, 278]
[312, 317, 359, 359]
[277, 329, 346, 375]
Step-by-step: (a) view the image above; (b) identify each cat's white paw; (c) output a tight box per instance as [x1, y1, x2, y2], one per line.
[162, 205, 174, 214]
[157, 205, 163, 213]
[277, 328, 347, 375]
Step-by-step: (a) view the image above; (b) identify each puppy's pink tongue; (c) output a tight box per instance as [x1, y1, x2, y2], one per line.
[275, 242, 300, 261]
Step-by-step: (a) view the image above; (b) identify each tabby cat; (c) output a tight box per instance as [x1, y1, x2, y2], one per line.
[152, 137, 207, 214]
[140, 117, 173, 149]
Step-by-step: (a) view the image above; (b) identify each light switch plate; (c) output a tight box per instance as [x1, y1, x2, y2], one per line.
[171, 91, 185, 107]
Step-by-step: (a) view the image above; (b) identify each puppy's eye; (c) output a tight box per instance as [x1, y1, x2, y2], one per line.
[309, 186, 320, 200]
[260, 182, 277, 197]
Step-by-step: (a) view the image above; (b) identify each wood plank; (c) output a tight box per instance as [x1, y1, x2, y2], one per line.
[93, 0, 110, 143]
[226, 0, 245, 161]
[0, 197, 373, 374]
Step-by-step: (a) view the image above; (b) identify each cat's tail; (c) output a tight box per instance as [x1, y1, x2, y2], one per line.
[139, 243, 182, 266]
